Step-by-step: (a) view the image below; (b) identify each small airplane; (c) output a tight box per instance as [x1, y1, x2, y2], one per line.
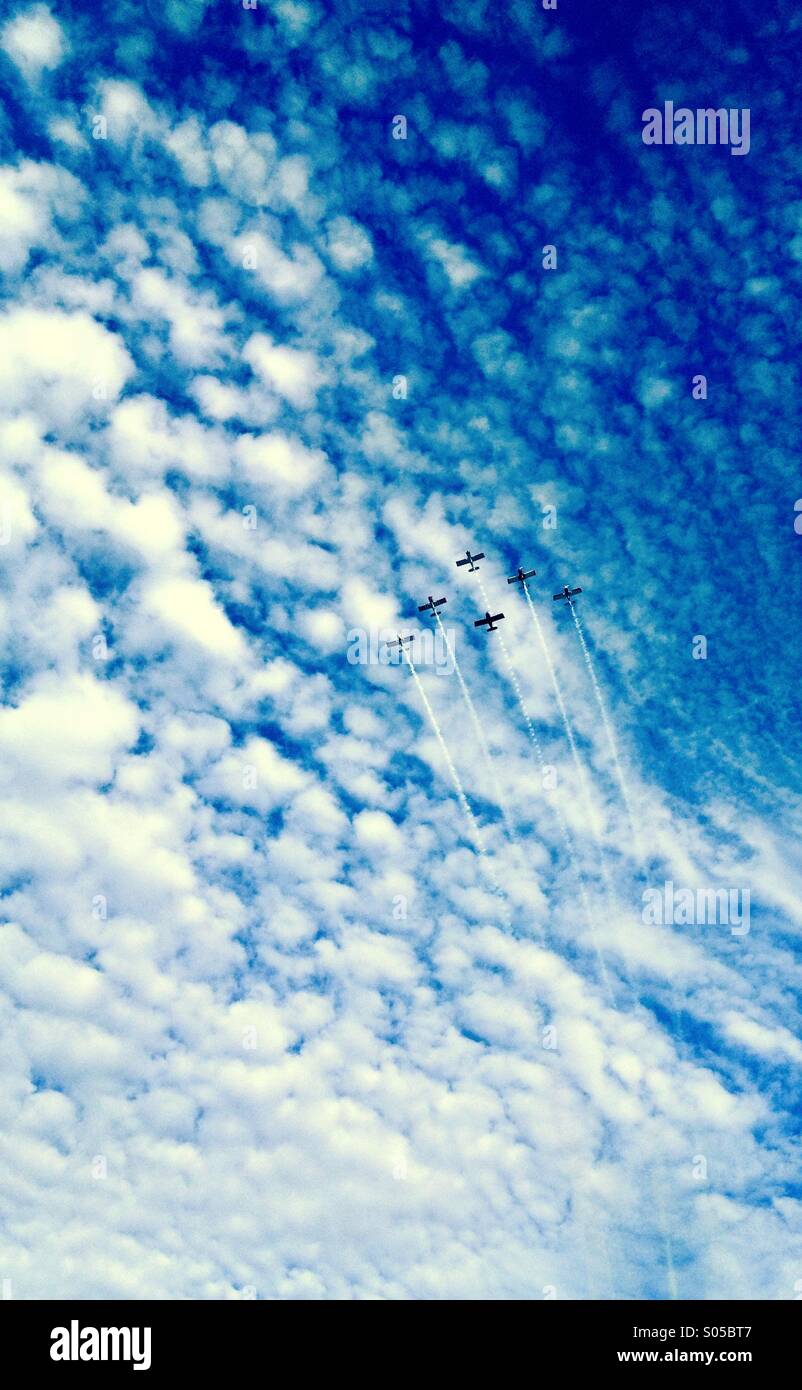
[456, 550, 485, 572]
[417, 595, 447, 614]
[553, 584, 582, 605]
[507, 567, 537, 586]
[386, 633, 415, 651]
[474, 611, 505, 633]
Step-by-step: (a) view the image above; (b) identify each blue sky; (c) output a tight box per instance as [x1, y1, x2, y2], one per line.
[0, 0, 800, 1300]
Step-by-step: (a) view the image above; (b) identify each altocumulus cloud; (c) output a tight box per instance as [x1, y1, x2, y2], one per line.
[0, 0, 799, 1301]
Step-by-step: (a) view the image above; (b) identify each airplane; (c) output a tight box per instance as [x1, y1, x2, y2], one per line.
[417, 595, 447, 614]
[386, 633, 415, 651]
[456, 550, 485, 572]
[474, 611, 505, 633]
[553, 584, 582, 605]
[507, 566, 537, 586]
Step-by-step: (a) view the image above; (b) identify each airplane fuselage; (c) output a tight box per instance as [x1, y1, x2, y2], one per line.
[457, 550, 485, 572]
[475, 610, 504, 632]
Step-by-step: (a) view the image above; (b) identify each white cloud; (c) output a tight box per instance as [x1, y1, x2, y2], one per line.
[165, 115, 211, 186]
[419, 230, 484, 287]
[234, 431, 328, 496]
[297, 607, 344, 653]
[243, 332, 323, 407]
[131, 268, 231, 367]
[141, 574, 247, 660]
[0, 18, 796, 1304]
[190, 374, 278, 426]
[354, 808, 404, 854]
[1, 4, 65, 79]
[325, 215, 373, 272]
[0, 673, 138, 786]
[0, 306, 133, 423]
[228, 228, 325, 302]
[200, 736, 308, 813]
[108, 395, 228, 481]
[721, 1013, 802, 1066]
[95, 79, 159, 142]
[0, 161, 83, 274]
[208, 121, 276, 204]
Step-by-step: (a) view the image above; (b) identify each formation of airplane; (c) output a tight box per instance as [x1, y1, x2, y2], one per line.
[553, 584, 582, 606]
[388, 558, 582, 658]
[474, 611, 505, 633]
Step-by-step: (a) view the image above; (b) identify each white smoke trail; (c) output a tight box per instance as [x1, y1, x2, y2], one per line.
[503, 583, 678, 1289]
[574, 1188, 620, 1300]
[497, 626, 610, 989]
[477, 580, 547, 766]
[568, 607, 685, 1036]
[402, 644, 511, 928]
[523, 584, 583, 770]
[570, 604, 640, 857]
[653, 1178, 679, 1301]
[523, 584, 612, 870]
[563, 603, 681, 1298]
[523, 581, 635, 989]
[432, 609, 517, 845]
[570, 603, 683, 1030]
[474, 582, 679, 1294]
[495, 629, 546, 765]
[475, 580, 610, 996]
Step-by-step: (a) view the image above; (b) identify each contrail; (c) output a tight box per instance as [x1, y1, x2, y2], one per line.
[523, 582, 582, 766]
[432, 608, 518, 846]
[476, 579, 611, 996]
[478, 581, 551, 777]
[563, 602, 682, 1297]
[574, 1189, 620, 1300]
[652, 1171, 679, 1301]
[522, 580, 636, 989]
[402, 644, 511, 927]
[569, 603, 640, 857]
[562, 603, 684, 1032]
[511, 587, 679, 1296]
[523, 582, 613, 875]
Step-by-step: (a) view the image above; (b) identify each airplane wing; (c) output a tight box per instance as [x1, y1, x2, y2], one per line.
[552, 593, 564, 601]
[456, 557, 469, 567]
[474, 552, 485, 562]
[571, 587, 582, 595]
[474, 617, 489, 628]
